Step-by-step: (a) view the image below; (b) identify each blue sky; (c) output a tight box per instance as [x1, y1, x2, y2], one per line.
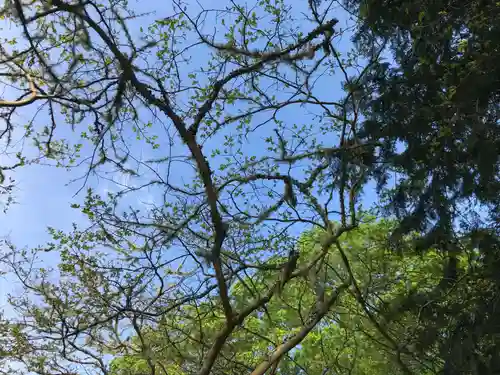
[0, 0, 377, 325]
[0, 2, 391, 374]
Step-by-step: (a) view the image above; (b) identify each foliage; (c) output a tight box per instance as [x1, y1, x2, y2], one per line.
[340, 0, 500, 372]
[0, 0, 391, 374]
[108, 219, 444, 375]
[343, 0, 500, 245]
[0, 0, 497, 375]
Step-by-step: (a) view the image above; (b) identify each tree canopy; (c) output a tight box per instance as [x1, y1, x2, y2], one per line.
[0, 0, 498, 375]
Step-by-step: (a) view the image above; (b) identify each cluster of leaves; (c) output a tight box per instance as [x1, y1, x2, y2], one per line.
[106, 219, 499, 375]
[107, 219, 443, 375]
[344, 0, 500, 244]
[340, 0, 500, 371]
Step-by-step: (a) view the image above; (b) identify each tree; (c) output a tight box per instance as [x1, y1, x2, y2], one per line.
[0, 0, 498, 375]
[342, 0, 499, 246]
[107, 219, 446, 375]
[0, 0, 386, 375]
[339, 0, 500, 372]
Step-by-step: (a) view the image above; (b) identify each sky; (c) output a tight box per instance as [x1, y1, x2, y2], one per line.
[0, 2, 494, 374]
[0, 0, 379, 344]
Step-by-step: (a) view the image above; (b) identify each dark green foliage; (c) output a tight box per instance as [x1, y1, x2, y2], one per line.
[346, 0, 500, 246]
[336, 1, 500, 373]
